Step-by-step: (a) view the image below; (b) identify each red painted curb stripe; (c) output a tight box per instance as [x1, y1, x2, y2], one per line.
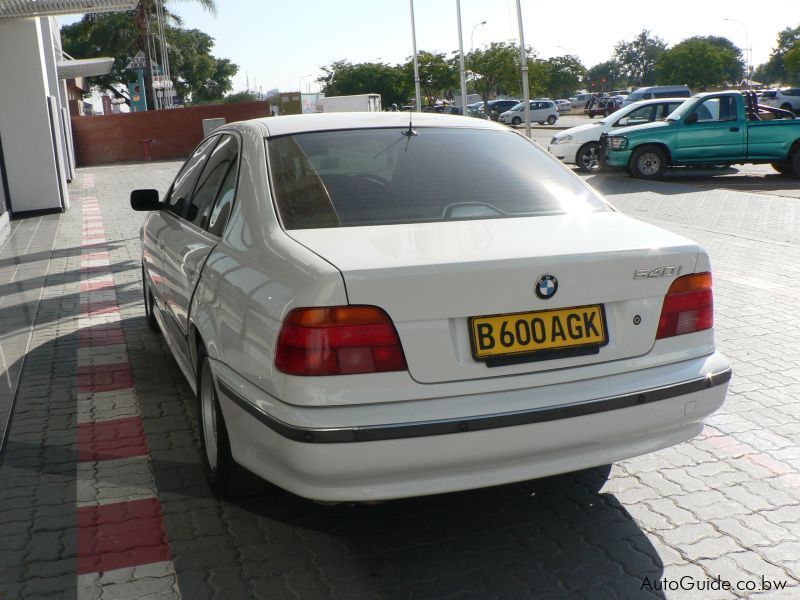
[77, 498, 171, 575]
[77, 363, 134, 393]
[79, 300, 120, 316]
[77, 416, 148, 462]
[79, 324, 125, 347]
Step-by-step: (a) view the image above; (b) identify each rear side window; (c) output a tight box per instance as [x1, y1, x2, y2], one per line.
[760, 91, 776, 98]
[267, 127, 606, 229]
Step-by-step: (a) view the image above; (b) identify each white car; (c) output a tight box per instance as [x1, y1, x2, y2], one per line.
[499, 100, 559, 126]
[131, 112, 730, 502]
[555, 99, 572, 112]
[548, 98, 685, 172]
[759, 88, 800, 112]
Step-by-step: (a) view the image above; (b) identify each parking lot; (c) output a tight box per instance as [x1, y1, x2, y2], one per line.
[1, 156, 800, 599]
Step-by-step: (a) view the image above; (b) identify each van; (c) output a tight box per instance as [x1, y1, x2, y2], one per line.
[622, 85, 691, 106]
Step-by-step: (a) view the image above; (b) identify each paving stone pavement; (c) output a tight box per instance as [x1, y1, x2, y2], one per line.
[1, 159, 799, 599]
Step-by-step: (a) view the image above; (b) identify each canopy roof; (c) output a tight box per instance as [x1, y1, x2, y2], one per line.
[0, 0, 136, 19]
[57, 56, 114, 79]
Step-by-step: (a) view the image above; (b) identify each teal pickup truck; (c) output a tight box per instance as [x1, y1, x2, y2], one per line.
[603, 91, 800, 179]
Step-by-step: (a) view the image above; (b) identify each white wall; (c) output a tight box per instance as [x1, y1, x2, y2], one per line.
[0, 18, 65, 213]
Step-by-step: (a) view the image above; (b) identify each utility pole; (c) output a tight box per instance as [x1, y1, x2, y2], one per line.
[515, 0, 531, 137]
[409, 0, 422, 110]
[456, 0, 468, 117]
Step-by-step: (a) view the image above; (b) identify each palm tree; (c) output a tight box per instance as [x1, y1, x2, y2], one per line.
[134, 0, 217, 109]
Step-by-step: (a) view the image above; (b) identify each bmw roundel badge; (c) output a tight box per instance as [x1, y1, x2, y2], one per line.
[535, 274, 558, 299]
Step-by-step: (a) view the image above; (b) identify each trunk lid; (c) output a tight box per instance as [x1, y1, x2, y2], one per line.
[287, 213, 699, 384]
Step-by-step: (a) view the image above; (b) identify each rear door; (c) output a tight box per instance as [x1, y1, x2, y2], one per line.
[675, 95, 746, 161]
[161, 133, 241, 341]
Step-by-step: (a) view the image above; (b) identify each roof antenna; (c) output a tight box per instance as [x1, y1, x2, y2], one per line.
[402, 109, 417, 137]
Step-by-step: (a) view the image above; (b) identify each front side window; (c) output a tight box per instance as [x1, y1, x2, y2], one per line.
[617, 104, 655, 126]
[186, 134, 239, 231]
[166, 136, 218, 217]
[267, 127, 607, 230]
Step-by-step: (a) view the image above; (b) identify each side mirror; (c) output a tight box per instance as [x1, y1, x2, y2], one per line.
[130, 189, 161, 211]
[684, 112, 698, 125]
[616, 117, 629, 127]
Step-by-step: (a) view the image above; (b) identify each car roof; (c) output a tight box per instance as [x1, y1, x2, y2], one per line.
[251, 112, 510, 137]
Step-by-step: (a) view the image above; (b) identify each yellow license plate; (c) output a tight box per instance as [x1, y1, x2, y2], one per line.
[470, 305, 607, 360]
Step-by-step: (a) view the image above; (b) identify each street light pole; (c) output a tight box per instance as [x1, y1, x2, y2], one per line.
[456, 0, 469, 117]
[723, 17, 751, 86]
[515, 0, 531, 137]
[409, 0, 422, 110]
[471, 20, 486, 52]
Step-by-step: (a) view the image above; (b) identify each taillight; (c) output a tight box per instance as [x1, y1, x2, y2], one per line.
[656, 272, 713, 339]
[275, 306, 407, 376]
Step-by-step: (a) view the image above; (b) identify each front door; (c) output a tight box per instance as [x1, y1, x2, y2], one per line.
[675, 96, 746, 162]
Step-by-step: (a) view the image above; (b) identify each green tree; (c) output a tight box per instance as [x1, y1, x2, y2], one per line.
[61, 10, 237, 106]
[466, 42, 521, 108]
[134, 0, 216, 108]
[167, 26, 237, 102]
[540, 55, 586, 98]
[755, 25, 800, 85]
[585, 60, 625, 91]
[402, 51, 458, 104]
[318, 60, 409, 107]
[614, 29, 668, 87]
[786, 44, 800, 83]
[655, 38, 742, 90]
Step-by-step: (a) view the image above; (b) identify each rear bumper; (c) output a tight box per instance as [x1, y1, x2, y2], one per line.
[214, 353, 730, 501]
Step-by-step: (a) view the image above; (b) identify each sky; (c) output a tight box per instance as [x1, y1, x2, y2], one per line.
[60, 0, 799, 94]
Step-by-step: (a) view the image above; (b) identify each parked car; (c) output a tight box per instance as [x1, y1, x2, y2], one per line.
[604, 91, 800, 178]
[555, 99, 572, 112]
[548, 97, 686, 171]
[622, 85, 691, 106]
[499, 100, 559, 126]
[482, 99, 520, 121]
[584, 95, 622, 118]
[759, 88, 800, 112]
[131, 112, 730, 502]
[571, 93, 594, 110]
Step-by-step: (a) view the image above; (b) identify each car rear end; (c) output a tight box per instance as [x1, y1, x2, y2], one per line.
[216, 116, 730, 501]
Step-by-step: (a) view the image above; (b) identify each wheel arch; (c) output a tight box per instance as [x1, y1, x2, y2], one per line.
[788, 138, 800, 160]
[629, 142, 672, 165]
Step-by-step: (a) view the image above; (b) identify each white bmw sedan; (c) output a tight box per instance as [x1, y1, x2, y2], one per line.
[131, 112, 730, 502]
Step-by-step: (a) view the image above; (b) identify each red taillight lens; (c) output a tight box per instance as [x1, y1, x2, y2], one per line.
[656, 272, 714, 339]
[275, 306, 408, 376]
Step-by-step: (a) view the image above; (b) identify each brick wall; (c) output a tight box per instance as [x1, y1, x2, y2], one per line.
[70, 102, 269, 166]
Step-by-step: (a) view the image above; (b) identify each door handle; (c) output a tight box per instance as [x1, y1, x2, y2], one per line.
[729, 127, 739, 132]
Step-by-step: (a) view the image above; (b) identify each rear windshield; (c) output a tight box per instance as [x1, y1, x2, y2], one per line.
[267, 127, 607, 229]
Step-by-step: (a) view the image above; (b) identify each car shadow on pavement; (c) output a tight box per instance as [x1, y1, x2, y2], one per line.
[127, 316, 667, 600]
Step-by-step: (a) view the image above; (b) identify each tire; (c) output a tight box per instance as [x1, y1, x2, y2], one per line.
[576, 142, 602, 173]
[629, 146, 667, 179]
[771, 162, 790, 175]
[781, 103, 793, 111]
[512, 116, 521, 126]
[537, 121, 544, 125]
[547, 115, 557, 125]
[142, 264, 160, 333]
[793, 152, 800, 178]
[197, 352, 239, 497]
[588, 111, 595, 118]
